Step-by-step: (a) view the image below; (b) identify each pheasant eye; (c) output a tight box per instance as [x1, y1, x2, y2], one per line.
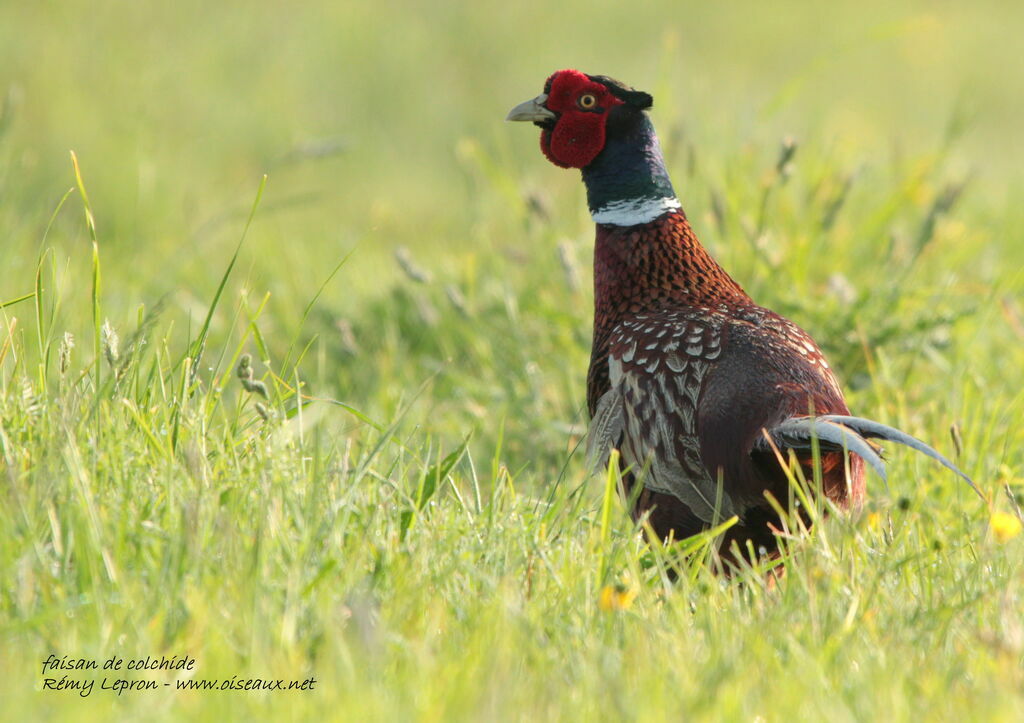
[578, 93, 597, 110]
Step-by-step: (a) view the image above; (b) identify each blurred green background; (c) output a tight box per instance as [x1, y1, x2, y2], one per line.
[2, 0, 1022, 283]
[3, 0, 1022, 455]
[2, 2, 1024, 719]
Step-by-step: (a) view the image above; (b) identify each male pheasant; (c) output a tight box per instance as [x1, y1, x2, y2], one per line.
[507, 69, 977, 566]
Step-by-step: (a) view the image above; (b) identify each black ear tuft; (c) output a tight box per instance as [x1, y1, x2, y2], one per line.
[587, 74, 654, 110]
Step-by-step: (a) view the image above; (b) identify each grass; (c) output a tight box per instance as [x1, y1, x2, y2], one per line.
[2, 1, 1024, 720]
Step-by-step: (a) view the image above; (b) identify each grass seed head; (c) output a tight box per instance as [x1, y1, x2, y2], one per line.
[101, 319, 120, 367]
[58, 332, 74, 376]
[236, 354, 253, 381]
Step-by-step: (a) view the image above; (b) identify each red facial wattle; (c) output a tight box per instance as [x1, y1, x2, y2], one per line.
[538, 69, 624, 169]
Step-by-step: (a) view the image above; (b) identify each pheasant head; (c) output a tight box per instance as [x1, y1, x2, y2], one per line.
[507, 69, 679, 225]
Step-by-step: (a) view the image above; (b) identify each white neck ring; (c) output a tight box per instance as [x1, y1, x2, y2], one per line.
[590, 196, 681, 226]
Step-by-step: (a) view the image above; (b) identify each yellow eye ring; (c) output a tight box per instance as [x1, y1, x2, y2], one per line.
[578, 93, 597, 110]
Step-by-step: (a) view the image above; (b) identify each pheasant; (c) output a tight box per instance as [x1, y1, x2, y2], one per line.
[507, 69, 978, 566]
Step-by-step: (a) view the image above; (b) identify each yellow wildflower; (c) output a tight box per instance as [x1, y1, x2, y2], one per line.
[991, 512, 1022, 543]
[598, 583, 637, 612]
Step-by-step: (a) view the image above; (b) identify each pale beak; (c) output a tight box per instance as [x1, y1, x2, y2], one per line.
[506, 94, 556, 123]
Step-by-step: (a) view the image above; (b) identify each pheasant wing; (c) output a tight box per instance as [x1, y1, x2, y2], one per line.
[589, 312, 734, 524]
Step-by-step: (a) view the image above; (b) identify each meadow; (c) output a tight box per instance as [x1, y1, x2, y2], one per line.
[2, 1, 1023, 720]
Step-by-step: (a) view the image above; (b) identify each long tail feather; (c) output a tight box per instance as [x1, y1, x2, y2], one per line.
[761, 417, 888, 481]
[760, 414, 983, 501]
[818, 415, 983, 499]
